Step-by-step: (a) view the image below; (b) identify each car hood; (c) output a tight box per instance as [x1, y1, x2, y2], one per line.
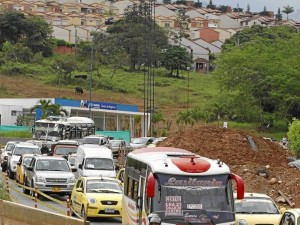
[83, 170, 116, 178]
[87, 193, 122, 201]
[35, 171, 74, 178]
[130, 143, 145, 149]
[236, 214, 281, 225]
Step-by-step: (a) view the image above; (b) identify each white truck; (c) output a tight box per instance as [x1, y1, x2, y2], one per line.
[75, 144, 116, 178]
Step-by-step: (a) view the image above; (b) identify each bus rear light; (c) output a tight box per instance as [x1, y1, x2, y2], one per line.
[147, 173, 155, 198]
[230, 173, 244, 199]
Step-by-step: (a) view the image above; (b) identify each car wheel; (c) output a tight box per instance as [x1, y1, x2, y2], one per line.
[1, 163, 7, 172]
[23, 180, 30, 195]
[81, 206, 86, 219]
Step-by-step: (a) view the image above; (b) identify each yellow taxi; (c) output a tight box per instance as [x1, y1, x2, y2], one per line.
[16, 154, 34, 185]
[70, 176, 123, 219]
[278, 208, 300, 225]
[235, 192, 282, 225]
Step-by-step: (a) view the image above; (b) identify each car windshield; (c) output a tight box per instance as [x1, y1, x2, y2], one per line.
[235, 198, 280, 214]
[111, 141, 123, 147]
[6, 143, 15, 151]
[14, 147, 40, 155]
[23, 157, 33, 166]
[55, 146, 77, 155]
[36, 159, 70, 171]
[132, 138, 148, 144]
[84, 158, 114, 170]
[86, 180, 122, 193]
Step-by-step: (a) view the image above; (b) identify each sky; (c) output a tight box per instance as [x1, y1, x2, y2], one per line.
[206, 0, 300, 21]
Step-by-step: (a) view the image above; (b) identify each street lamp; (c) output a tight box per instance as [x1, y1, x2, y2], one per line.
[89, 25, 103, 119]
[186, 67, 190, 111]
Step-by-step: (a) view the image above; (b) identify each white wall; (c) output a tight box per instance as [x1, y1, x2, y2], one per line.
[0, 99, 54, 109]
[0, 105, 23, 126]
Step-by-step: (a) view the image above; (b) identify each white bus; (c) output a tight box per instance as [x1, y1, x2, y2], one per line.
[32, 116, 95, 141]
[122, 147, 244, 225]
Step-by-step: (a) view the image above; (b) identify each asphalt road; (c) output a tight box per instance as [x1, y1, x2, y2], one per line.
[0, 171, 121, 225]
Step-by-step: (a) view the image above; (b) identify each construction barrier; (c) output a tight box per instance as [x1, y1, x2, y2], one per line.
[0, 200, 89, 225]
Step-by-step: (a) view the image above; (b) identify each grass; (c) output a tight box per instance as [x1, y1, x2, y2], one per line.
[0, 131, 32, 138]
[0, 183, 10, 201]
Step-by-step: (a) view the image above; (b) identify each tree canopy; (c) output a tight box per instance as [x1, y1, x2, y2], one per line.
[106, 3, 168, 71]
[0, 12, 53, 57]
[213, 25, 300, 125]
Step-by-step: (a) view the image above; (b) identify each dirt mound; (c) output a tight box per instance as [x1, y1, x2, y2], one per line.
[157, 125, 300, 207]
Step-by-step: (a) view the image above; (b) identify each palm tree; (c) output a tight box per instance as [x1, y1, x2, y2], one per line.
[30, 99, 68, 119]
[282, 5, 294, 19]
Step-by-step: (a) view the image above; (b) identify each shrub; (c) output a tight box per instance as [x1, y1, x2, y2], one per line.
[287, 119, 300, 158]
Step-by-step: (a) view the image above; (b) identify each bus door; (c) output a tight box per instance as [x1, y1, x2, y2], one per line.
[137, 174, 145, 225]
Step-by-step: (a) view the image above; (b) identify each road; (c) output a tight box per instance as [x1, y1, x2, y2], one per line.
[0, 171, 121, 225]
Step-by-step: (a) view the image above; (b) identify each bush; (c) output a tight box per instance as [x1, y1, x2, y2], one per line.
[287, 119, 300, 158]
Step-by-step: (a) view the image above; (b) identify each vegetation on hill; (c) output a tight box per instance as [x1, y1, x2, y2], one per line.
[0, 10, 299, 138]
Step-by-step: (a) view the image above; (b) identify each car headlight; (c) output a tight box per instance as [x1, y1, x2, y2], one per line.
[238, 219, 248, 225]
[36, 176, 45, 182]
[88, 197, 97, 204]
[67, 177, 76, 183]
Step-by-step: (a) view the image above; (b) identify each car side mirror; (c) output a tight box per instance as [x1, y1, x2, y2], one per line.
[76, 188, 83, 192]
[78, 164, 82, 169]
[72, 168, 77, 172]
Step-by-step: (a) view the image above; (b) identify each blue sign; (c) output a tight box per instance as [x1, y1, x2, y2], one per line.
[88, 101, 117, 110]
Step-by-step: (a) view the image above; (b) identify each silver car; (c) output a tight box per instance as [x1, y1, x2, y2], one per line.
[24, 155, 76, 198]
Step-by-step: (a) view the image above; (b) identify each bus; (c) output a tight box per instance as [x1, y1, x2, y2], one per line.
[32, 116, 95, 141]
[122, 147, 244, 225]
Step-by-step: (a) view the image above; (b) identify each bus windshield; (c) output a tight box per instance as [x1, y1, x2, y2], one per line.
[152, 173, 234, 224]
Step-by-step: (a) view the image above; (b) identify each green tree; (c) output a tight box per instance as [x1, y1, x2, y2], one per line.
[214, 25, 300, 124]
[288, 120, 300, 158]
[276, 8, 283, 20]
[107, 3, 168, 71]
[246, 3, 250, 14]
[163, 0, 171, 4]
[30, 100, 68, 119]
[161, 45, 193, 77]
[2, 42, 33, 63]
[0, 12, 53, 56]
[207, 0, 216, 9]
[176, 111, 194, 129]
[0, 12, 26, 44]
[23, 16, 53, 57]
[55, 56, 78, 79]
[194, 0, 202, 8]
[282, 5, 294, 19]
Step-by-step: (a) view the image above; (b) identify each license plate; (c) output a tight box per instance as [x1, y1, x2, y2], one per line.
[105, 208, 115, 213]
[52, 187, 61, 192]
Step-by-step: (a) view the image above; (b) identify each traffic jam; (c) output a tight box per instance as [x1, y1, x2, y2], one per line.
[0, 132, 298, 225]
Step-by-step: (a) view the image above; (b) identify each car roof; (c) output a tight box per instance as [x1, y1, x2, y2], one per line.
[15, 142, 40, 148]
[234, 192, 275, 201]
[284, 208, 300, 215]
[54, 144, 78, 148]
[33, 155, 67, 160]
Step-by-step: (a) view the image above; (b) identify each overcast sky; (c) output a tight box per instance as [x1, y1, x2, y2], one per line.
[207, 0, 300, 21]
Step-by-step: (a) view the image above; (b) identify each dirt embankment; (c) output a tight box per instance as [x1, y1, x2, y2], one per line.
[157, 125, 300, 207]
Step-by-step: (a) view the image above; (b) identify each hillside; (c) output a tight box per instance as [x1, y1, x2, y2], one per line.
[157, 125, 300, 208]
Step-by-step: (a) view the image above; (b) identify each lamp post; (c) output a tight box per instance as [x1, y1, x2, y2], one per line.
[186, 67, 190, 111]
[89, 24, 103, 119]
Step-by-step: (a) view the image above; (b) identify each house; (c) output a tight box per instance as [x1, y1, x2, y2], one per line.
[193, 38, 221, 54]
[218, 14, 240, 29]
[155, 15, 175, 29]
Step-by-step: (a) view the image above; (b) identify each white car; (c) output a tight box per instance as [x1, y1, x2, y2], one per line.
[130, 137, 155, 150]
[7, 142, 40, 179]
